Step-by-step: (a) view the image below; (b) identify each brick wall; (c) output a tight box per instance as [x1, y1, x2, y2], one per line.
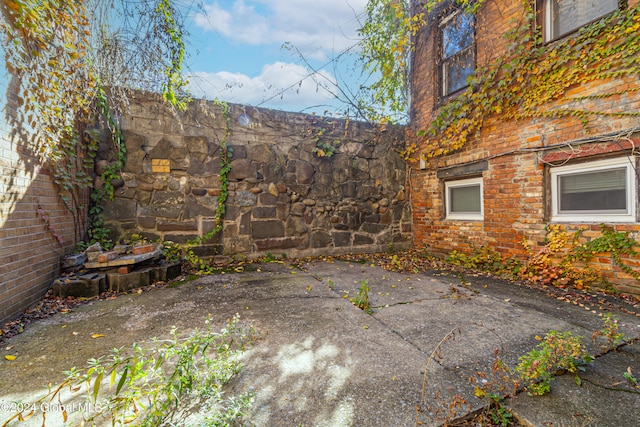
[409, 1, 640, 294]
[0, 75, 81, 324]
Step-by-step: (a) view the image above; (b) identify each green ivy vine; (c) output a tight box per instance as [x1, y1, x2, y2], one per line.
[167, 101, 233, 273]
[1, 0, 191, 248]
[418, 1, 640, 157]
[569, 224, 640, 282]
[85, 87, 128, 250]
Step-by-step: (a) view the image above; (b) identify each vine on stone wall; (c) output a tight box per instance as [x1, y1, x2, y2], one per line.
[418, 2, 640, 158]
[1, 0, 190, 246]
[169, 100, 233, 272]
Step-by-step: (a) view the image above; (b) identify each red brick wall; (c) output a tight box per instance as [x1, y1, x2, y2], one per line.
[409, 1, 640, 294]
[0, 78, 81, 324]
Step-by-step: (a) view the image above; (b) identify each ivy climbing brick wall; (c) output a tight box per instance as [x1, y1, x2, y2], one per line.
[102, 92, 411, 259]
[408, 1, 640, 294]
[0, 74, 81, 324]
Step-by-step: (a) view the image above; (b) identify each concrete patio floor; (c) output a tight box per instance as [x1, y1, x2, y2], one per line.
[1, 259, 639, 426]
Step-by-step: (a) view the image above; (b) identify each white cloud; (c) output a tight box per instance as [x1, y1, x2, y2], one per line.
[193, 0, 367, 57]
[188, 61, 339, 111]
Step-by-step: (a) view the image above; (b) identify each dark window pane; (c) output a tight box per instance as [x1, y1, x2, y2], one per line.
[559, 168, 627, 212]
[441, 12, 474, 95]
[443, 48, 474, 95]
[550, 0, 617, 40]
[450, 184, 481, 213]
[442, 13, 474, 59]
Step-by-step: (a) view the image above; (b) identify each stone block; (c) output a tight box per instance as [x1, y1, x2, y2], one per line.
[295, 160, 315, 184]
[360, 223, 389, 234]
[150, 262, 182, 282]
[248, 143, 274, 163]
[103, 198, 137, 221]
[236, 190, 258, 207]
[253, 206, 276, 219]
[184, 136, 209, 162]
[252, 220, 285, 239]
[157, 220, 197, 232]
[341, 181, 357, 198]
[310, 231, 333, 248]
[60, 253, 87, 271]
[254, 236, 308, 251]
[107, 269, 151, 292]
[258, 193, 278, 205]
[190, 245, 222, 258]
[192, 194, 218, 211]
[137, 216, 157, 229]
[353, 234, 374, 245]
[332, 231, 352, 247]
[228, 158, 257, 180]
[229, 144, 247, 159]
[52, 273, 106, 298]
[152, 191, 185, 205]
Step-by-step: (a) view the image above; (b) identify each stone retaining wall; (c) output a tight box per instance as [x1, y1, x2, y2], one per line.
[102, 92, 411, 258]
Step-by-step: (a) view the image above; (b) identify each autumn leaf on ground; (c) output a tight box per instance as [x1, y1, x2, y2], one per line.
[5, 355, 17, 361]
[91, 333, 105, 339]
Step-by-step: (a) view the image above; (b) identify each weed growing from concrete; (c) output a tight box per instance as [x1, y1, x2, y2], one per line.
[592, 312, 626, 352]
[515, 331, 593, 396]
[623, 367, 638, 388]
[1, 315, 258, 427]
[351, 279, 372, 313]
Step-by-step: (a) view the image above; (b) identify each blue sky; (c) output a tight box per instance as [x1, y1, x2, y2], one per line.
[182, 0, 368, 115]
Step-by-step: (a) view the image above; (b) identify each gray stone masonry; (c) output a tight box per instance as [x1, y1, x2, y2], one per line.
[99, 92, 411, 258]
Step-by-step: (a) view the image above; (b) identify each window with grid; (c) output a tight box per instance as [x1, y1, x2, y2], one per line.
[540, 0, 618, 42]
[440, 10, 475, 97]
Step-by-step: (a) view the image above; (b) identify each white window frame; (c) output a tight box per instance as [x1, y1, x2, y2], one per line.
[542, 0, 618, 43]
[445, 177, 484, 220]
[550, 156, 637, 223]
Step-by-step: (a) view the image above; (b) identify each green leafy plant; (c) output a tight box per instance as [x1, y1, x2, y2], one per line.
[1, 316, 257, 427]
[313, 138, 340, 158]
[515, 330, 594, 396]
[568, 224, 640, 282]
[1, 0, 191, 245]
[592, 313, 626, 352]
[623, 367, 638, 388]
[351, 279, 371, 313]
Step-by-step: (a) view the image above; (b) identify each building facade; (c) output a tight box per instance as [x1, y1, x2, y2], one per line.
[408, 0, 640, 293]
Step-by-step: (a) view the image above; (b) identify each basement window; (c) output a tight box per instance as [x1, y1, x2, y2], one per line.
[539, 0, 618, 42]
[445, 177, 483, 220]
[550, 157, 637, 222]
[440, 9, 475, 97]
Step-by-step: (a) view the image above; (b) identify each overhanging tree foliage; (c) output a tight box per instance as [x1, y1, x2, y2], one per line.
[0, 0, 192, 243]
[359, 0, 640, 156]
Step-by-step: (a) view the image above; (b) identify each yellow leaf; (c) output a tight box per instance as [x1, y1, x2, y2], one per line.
[91, 334, 105, 339]
[5, 355, 17, 361]
[474, 386, 486, 398]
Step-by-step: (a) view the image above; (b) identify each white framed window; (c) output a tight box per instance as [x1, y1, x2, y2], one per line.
[440, 10, 475, 96]
[445, 177, 483, 220]
[550, 156, 637, 222]
[541, 0, 618, 42]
